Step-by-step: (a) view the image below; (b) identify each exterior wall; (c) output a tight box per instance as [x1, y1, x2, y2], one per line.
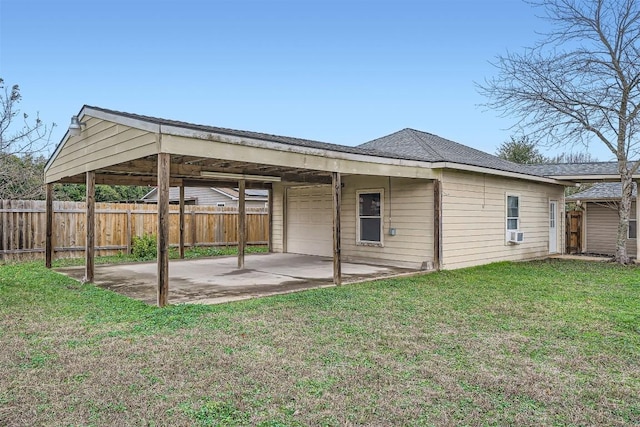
[340, 176, 433, 269]
[271, 182, 285, 253]
[441, 170, 565, 270]
[143, 187, 267, 208]
[584, 201, 637, 257]
[46, 116, 157, 183]
[274, 177, 433, 268]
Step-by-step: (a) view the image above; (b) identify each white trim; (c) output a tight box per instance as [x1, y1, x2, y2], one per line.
[356, 188, 384, 246]
[549, 200, 558, 253]
[505, 193, 521, 243]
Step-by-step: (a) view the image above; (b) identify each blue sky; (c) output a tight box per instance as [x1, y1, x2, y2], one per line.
[0, 0, 613, 161]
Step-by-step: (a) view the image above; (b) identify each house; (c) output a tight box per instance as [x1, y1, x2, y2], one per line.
[566, 182, 637, 258]
[46, 105, 609, 305]
[141, 186, 268, 208]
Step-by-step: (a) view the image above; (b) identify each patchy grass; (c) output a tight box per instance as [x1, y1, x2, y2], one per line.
[50, 245, 268, 268]
[0, 259, 638, 426]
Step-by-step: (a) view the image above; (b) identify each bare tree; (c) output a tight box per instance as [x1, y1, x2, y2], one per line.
[0, 78, 55, 199]
[479, 0, 640, 264]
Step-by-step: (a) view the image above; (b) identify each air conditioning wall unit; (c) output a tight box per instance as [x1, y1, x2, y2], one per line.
[507, 230, 524, 244]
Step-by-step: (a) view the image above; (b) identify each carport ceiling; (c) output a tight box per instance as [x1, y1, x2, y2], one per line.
[56, 154, 334, 187]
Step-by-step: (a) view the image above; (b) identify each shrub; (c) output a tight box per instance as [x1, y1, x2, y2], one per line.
[131, 234, 157, 260]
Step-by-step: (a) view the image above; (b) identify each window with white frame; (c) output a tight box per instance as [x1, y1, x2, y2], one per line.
[357, 190, 383, 244]
[629, 219, 637, 239]
[506, 195, 520, 231]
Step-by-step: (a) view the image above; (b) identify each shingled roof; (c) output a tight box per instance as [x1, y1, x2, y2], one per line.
[566, 182, 637, 200]
[84, 106, 420, 162]
[358, 128, 536, 176]
[81, 107, 551, 178]
[524, 162, 622, 177]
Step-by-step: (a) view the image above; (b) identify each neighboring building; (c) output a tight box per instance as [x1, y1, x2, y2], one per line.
[141, 187, 268, 208]
[566, 182, 637, 258]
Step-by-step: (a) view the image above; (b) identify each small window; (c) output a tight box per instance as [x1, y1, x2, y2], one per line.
[507, 195, 520, 231]
[629, 219, 637, 239]
[216, 202, 225, 207]
[357, 190, 383, 244]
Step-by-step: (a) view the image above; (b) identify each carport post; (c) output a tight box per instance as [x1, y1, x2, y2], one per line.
[179, 185, 185, 259]
[332, 172, 342, 285]
[238, 179, 246, 269]
[157, 153, 171, 307]
[45, 183, 54, 268]
[84, 171, 95, 283]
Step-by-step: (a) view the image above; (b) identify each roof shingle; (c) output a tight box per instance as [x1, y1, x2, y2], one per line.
[566, 182, 637, 200]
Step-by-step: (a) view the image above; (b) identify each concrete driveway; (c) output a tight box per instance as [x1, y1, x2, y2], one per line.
[56, 253, 415, 305]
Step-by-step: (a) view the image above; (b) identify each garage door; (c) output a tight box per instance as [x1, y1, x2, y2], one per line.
[287, 186, 333, 257]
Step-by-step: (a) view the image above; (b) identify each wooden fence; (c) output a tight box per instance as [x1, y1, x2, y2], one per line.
[0, 200, 269, 261]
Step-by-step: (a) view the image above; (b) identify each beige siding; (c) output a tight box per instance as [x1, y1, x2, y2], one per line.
[584, 201, 637, 257]
[46, 116, 157, 183]
[271, 182, 285, 253]
[341, 176, 433, 269]
[441, 170, 565, 270]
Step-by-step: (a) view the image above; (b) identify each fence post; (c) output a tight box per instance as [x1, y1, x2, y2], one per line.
[45, 185, 54, 268]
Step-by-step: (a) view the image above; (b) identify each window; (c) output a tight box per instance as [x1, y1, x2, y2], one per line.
[507, 195, 519, 231]
[357, 190, 383, 244]
[629, 219, 637, 239]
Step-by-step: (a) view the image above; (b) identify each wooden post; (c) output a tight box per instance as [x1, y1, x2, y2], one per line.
[157, 153, 171, 307]
[332, 172, 342, 285]
[85, 171, 96, 283]
[268, 185, 273, 253]
[433, 179, 442, 271]
[179, 185, 185, 259]
[636, 180, 639, 263]
[45, 183, 53, 268]
[238, 179, 246, 269]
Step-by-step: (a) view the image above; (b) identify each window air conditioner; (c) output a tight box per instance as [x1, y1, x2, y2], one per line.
[508, 231, 524, 244]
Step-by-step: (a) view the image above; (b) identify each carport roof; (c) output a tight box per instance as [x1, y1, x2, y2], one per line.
[80, 106, 421, 163]
[56, 105, 556, 181]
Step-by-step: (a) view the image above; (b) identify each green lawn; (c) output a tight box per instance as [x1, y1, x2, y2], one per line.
[0, 259, 638, 426]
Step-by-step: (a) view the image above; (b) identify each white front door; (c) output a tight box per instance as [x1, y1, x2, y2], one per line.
[549, 201, 558, 253]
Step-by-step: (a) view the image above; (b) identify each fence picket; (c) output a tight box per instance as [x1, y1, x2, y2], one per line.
[0, 200, 269, 261]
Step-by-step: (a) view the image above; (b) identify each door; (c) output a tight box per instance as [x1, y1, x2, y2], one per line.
[549, 201, 558, 253]
[286, 186, 333, 256]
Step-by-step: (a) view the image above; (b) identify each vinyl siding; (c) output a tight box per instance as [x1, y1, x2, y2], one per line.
[584, 201, 637, 257]
[271, 182, 285, 253]
[441, 170, 565, 269]
[143, 187, 267, 208]
[341, 176, 433, 269]
[46, 116, 157, 183]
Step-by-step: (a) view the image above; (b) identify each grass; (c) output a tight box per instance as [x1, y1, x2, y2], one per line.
[0, 259, 638, 426]
[50, 245, 268, 268]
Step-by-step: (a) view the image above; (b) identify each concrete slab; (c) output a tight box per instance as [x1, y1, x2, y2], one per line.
[56, 253, 417, 305]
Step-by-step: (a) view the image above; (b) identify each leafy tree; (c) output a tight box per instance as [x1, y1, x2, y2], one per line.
[0, 78, 54, 199]
[479, 0, 640, 264]
[55, 184, 150, 202]
[497, 136, 547, 164]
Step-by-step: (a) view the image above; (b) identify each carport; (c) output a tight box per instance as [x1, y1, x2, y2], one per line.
[44, 106, 438, 306]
